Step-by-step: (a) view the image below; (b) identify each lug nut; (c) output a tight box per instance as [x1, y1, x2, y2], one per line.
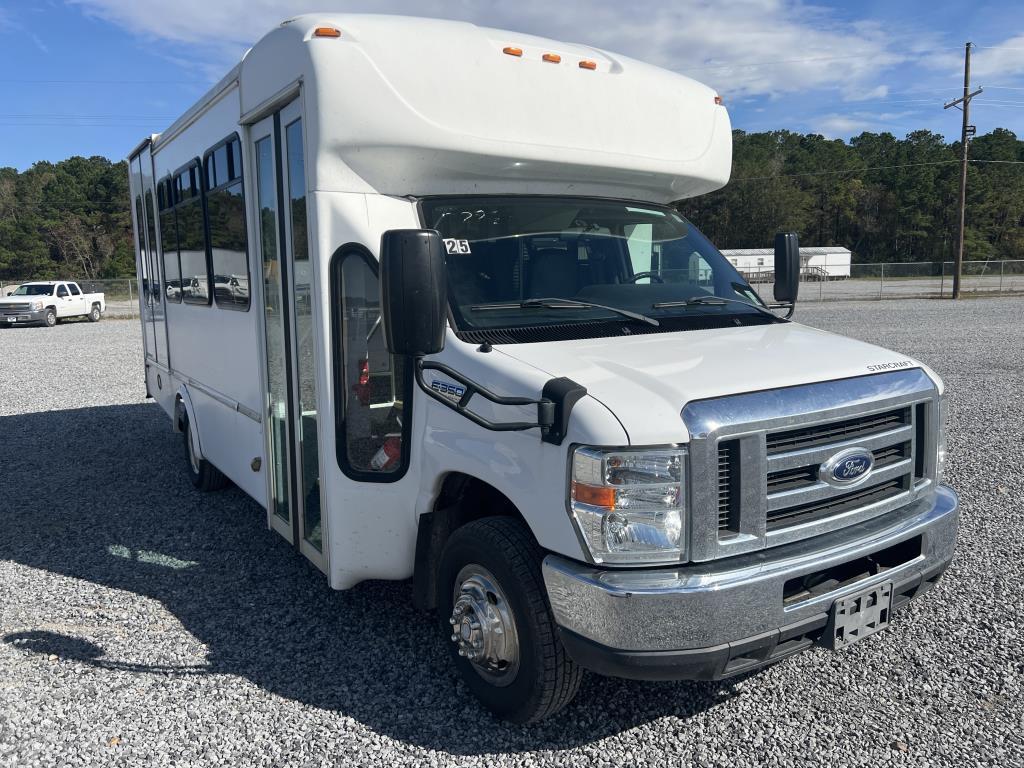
[450, 634, 459, 642]
[449, 617, 456, 625]
[458, 648, 467, 657]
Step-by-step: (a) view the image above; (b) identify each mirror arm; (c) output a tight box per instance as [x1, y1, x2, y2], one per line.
[767, 302, 796, 319]
[414, 359, 586, 445]
[415, 359, 555, 433]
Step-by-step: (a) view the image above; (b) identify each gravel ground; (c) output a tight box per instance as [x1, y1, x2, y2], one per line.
[1, 300, 1022, 767]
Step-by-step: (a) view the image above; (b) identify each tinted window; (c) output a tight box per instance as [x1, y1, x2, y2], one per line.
[332, 251, 408, 478]
[57, 285, 69, 298]
[205, 136, 249, 310]
[144, 190, 161, 300]
[159, 179, 181, 303]
[177, 194, 208, 304]
[68, 283, 81, 296]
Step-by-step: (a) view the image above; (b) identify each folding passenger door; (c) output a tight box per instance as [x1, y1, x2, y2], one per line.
[250, 99, 325, 572]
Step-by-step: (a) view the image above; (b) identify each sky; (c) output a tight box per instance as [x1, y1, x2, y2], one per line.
[2, 0, 1024, 171]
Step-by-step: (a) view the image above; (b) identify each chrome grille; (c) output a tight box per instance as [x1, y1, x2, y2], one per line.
[766, 407, 910, 454]
[766, 479, 905, 530]
[1, 303, 31, 312]
[683, 370, 939, 562]
[717, 442, 739, 532]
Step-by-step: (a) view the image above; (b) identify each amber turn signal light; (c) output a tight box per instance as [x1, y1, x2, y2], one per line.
[572, 481, 616, 508]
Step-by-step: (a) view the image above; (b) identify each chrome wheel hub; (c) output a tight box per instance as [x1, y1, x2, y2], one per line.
[449, 565, 519, 685]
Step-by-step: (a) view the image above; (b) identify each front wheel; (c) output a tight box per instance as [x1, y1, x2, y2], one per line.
[437, 517, 582, 723]
[43, 308, 56, 327]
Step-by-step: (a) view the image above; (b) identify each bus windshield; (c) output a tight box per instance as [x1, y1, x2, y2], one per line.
[420, 196, 768, 333]
[11, 284, 55, 296]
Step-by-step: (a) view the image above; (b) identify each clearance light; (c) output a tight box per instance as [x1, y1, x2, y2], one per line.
[714, 95, 724, 105]
[542, 53, 562, 63]
[503, 46, 523, 57]
[313, 26, 342, 38]
[578, 59, 597, 70]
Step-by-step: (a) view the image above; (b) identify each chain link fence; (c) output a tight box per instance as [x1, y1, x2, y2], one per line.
[745, 260, 1024, 303]
[0, 278, 139, 318]
[2, 260, 1022, 316]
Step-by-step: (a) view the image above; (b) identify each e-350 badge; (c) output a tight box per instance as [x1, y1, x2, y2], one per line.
[430, 379, 466, 401]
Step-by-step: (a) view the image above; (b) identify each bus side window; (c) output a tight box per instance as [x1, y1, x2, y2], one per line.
[331, 249, 409, 480]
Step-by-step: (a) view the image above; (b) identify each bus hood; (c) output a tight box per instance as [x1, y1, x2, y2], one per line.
[493, 322, 927, 445]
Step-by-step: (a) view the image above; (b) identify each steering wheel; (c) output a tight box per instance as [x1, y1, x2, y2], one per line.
[626, 271, 665, 284]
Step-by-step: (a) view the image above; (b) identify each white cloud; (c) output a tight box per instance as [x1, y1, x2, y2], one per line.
[812, 110, 918, 138]
[970, 37, 1024, 79]
[68, 0, 913, 99]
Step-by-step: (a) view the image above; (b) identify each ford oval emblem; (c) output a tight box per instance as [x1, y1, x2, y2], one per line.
[819, 447, 874, 487]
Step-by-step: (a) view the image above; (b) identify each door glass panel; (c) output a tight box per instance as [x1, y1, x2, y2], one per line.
[286, 119, 322, 551]
[256, 135, 291, 525]
[338, 255, 406, 474]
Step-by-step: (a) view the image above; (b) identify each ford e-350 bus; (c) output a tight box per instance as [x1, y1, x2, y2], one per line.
[127, 14, 957, 722]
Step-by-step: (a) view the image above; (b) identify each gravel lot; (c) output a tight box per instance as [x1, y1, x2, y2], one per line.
[1, 300, 1022, 767]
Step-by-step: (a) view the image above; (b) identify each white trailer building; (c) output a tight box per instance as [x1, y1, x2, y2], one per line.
[721, 246, 852, 280]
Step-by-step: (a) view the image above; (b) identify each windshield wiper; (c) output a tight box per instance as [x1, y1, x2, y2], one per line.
[652, 295, 781, 321]
[471, 297, 659, 327]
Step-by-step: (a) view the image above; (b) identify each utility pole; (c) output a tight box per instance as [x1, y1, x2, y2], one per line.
[944, 42, 982, 299]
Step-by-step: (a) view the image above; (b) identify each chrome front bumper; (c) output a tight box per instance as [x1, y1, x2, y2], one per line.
[543, 485, 958, 680]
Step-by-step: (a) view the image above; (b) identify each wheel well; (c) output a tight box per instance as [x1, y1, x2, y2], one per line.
[412, 472, 527, 611]
[173, 394, 186, 432]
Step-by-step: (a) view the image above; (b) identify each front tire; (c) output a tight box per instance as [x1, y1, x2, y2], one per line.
[43, 308, 56, 327]
[182, 414, 230, 491]
[437, 517, 582, 723]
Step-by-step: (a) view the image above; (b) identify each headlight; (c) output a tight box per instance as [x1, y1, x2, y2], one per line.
[935, 393, 948, 485]
[570, 446, 685, 564]
[31, 300, 43, 311]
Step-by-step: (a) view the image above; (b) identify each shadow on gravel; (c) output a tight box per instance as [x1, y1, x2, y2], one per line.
[0, 403, 745, 753]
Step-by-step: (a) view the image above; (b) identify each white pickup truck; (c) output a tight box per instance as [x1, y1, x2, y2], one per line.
[0, 281, 105, 327]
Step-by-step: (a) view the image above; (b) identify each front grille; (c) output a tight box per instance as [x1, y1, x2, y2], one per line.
[2, 303, 31, 312]
[766, 407, 910, 455]
[717, 442, 740, 532]
[765, 441, 911, 496]
[766, 479, 905, 530]
[684, 370, 938, 562]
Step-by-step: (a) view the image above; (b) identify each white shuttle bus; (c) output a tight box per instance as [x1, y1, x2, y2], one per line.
[128, 15, 958, 722]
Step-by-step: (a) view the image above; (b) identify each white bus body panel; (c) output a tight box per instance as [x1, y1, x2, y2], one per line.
[149, 85, 267, 507]
[228, 14, 732, 203]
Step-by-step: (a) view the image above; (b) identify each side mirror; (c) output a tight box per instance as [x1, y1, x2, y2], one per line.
[380, 229, 447, 357]
[773, 231, 800, 308]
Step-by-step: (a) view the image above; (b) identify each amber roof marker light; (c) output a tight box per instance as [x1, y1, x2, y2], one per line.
[579, 60, 597, 70]
[313, 26, 342, 38]
[714, 95, 724, 105]
[542, 53, 562, 63]
[503, 46, 523, 57]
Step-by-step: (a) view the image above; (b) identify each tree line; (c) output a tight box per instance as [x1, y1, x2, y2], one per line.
[1, 127, 1022, 281]
[677, 128, 1024, 263]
